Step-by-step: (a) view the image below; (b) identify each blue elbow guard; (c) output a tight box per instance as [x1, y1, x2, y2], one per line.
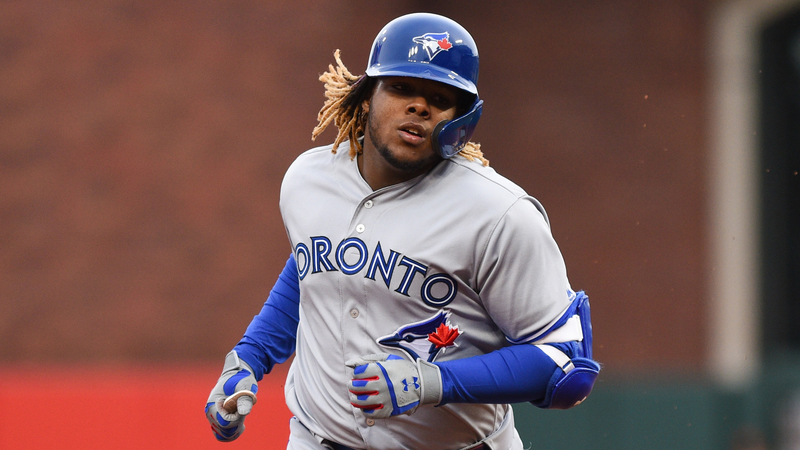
[538, 356, 600, 409]
[533, 291, 600, 409]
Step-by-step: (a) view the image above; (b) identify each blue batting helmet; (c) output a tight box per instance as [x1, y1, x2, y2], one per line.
[366, 13, 483, 159]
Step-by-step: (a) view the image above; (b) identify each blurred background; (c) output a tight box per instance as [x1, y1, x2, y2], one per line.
[1, 0, 799, 448]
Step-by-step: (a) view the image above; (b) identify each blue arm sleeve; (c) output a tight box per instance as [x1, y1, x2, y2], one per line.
[436, 343, 563, 405]
[233, 254, 300, 381]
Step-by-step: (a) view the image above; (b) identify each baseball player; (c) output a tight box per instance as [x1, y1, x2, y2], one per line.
[205, 13, 600, 450]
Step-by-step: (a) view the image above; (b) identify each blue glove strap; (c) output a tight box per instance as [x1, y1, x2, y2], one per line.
[234, 254, 300, 380]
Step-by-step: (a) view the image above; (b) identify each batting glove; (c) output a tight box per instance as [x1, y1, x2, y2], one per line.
[205, 350, 258, 442]
[346, 353, 442, 418]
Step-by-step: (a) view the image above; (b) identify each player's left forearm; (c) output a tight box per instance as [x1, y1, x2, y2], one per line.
[437, 341, 599, 408]
[437, 301, 600, 411]
[436, 343, 557, 405]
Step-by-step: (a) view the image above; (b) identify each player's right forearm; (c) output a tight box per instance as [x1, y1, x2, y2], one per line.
[233, 254, 300, 380]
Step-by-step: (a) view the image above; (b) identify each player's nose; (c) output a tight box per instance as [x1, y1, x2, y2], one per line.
[406, 96, 431, 118]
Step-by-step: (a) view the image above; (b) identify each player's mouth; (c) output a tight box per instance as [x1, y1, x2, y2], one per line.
[398, 123, 426, 145]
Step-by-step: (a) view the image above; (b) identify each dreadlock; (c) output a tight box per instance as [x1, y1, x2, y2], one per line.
[311, 50, 372, 159]
[311, 50, 489, 166]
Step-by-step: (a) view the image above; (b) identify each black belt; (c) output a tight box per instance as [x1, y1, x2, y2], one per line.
[320, 439, 357, 450]
[321, 439, 488, 450]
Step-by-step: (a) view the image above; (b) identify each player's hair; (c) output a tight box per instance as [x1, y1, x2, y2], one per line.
[312, 50, 489, 166]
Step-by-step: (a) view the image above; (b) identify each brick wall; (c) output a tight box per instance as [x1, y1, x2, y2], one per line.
[0, 0, 710, 374]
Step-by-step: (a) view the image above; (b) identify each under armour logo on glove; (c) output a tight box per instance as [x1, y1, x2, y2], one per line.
[345, 353, 443, 419]
[402, 377, 420, 391]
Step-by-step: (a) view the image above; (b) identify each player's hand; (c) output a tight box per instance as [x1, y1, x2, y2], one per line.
[205, 350, 259, 442]
[345, 353, 442, 418]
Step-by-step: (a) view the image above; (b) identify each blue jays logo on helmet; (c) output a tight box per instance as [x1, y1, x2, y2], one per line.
[412, 32, 452, 61]
[365, 13, 479, 95]
[377, 311, 462, 362]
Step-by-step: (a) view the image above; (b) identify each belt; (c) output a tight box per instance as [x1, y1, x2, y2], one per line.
[320, 439, 357, 450]
[321, 439, 489, 450]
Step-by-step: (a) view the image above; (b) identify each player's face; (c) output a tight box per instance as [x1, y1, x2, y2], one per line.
[360, 76, 461, 190]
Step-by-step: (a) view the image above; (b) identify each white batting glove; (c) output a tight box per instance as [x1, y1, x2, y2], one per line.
[205, 351, 258, 442]
[346, 353, 442, 418]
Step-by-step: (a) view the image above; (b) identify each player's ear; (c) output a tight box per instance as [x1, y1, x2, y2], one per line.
[362, 100, 370, 114]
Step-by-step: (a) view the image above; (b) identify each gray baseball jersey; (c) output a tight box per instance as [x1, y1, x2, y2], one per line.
[279, 141, 573, 449]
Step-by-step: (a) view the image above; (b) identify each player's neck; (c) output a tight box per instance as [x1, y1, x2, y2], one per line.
[357, 152, 398, 191]
[357, 150, 437, 191]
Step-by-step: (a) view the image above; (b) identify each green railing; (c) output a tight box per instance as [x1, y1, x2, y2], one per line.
[513, 361, 800, 450]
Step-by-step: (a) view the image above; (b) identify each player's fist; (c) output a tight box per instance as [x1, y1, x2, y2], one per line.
[205, 350, 259, 442]
[345, 353, 442, 419]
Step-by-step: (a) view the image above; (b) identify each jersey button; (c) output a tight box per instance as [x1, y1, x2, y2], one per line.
[364, 200, 374, 209]
[349, 308, 359, 318]
[366, 418, 375, 426]
[356, 224, 366, 233]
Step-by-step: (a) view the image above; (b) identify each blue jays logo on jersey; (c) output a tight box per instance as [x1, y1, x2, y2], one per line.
[377, 310, 462, 362]
[412, 32, 453, 61]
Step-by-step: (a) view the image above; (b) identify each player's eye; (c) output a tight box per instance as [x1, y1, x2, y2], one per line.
[390, 83, 409, 92]
[431, 94, 456, 109]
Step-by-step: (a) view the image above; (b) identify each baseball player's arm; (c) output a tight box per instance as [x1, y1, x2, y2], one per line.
[436, 341, 599, 409]
[205, 254, 300, 441]
[438, 291, 599, 409]
[348, 292, 599, 416]
[442, 291, 598, 409]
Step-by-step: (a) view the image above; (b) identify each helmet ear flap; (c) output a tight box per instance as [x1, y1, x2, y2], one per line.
[433, 99, 484, 159]
[431, 120, 447, 158]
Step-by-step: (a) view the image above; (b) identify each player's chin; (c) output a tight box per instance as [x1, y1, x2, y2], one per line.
[380, 145, 441, 173]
